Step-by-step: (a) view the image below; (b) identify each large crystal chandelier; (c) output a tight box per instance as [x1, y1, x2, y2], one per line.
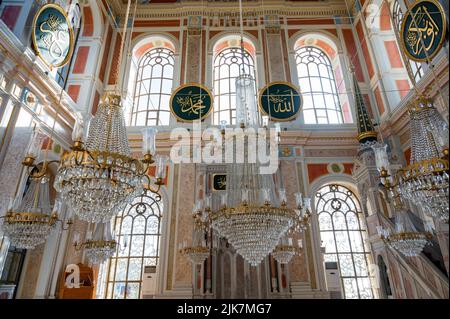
[210, 194, 297, 266]
[199, 46, 298, 267]
[211, 111, 297, 266]
[373, 97, 449, 224]
[54, 0, 166, 223]
[53, 95, 164, 223]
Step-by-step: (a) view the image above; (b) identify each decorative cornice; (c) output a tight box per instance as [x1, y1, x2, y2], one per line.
[107, 1, 349, 21]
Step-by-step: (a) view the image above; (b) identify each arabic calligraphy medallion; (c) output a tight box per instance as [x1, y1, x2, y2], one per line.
[401, 0, 446, 62]
[213, 174, 227, 191]
[259, 82, 302, 121]
[32, 4, 74, 68]
[170, 83, 213, 122]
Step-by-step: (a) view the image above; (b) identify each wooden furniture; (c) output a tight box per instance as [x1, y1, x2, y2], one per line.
[58, 263, 95, 299]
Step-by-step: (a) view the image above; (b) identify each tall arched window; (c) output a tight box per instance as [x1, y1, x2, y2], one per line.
[392, 0, 424, 83]
[104, 190, 163, 299]
[131, 47, 174, 126]
[315, 184, 374, 299]
[295, 46, 344, 124]
[213, 47, 256, 125]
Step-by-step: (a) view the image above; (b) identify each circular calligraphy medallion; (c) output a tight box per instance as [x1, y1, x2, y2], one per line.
[259, 82, 302, 122]
[170, 83, 213, 122]
[400, 0, 447, 62]
[32, 4, 74, 68]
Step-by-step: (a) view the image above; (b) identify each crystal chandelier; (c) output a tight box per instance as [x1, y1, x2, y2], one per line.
[1, 131, 72, 249]
[187, 0, 303, 267]
[53, 95, 165, 223]
[1, 176, 58, 249]
[377, 208, 432, 257]
[193, 94, 300, 266]
[271, 194, 310, 265]
[373, 97, 449, 224]
[206, 107, 298, 266]
[291, 192, 312, 233]
[272, 237, 302, 264]
[54, 0, 166, 223]
[210, 195, 297, 266]
[180, 186, 212, 265]
[74, 221, 117, 265]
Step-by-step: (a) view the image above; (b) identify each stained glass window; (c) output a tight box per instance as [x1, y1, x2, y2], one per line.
[295, 46, 344, 124]
[392, 0, 424, 83]
[315, 184, 374, 299]
[104, 190, 163, 299]
[213, 47, 256, 125]
[131, 47, 174, 126]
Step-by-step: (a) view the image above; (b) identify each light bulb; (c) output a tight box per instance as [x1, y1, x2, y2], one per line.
[278, 189, 287, 204]
[220, 193, 227, 207]
[72, 115, 87, 143]
[294, 192, 303, 208]
[142, 127, 157, 155]
[372, 143, 390, 172]
[26, 130, 43, 158]
[262, 188, 271, 204]
[242, 189, 249, 204]
[220, 120, 227, 131]
[155, 155, 169, 179]
[303, 198, 311, 211]
[205, 194, 212, 209]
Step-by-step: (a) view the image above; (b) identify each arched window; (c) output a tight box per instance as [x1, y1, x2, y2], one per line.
[315, 184, 374, 299]
[131, 47, 174, 126]
[295, 46, 344, 124]
[104, 190, 163, 299]
[213, 47, 256, 125]
[392, 0, 424, 83]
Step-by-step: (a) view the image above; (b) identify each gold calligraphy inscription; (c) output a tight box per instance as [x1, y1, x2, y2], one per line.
[216, 176, 226, 188]
[268, 89, 295, 113]
[39, 13, 67, 60]
[407, 5, 440, 56]
[176, 91, 208, 116]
